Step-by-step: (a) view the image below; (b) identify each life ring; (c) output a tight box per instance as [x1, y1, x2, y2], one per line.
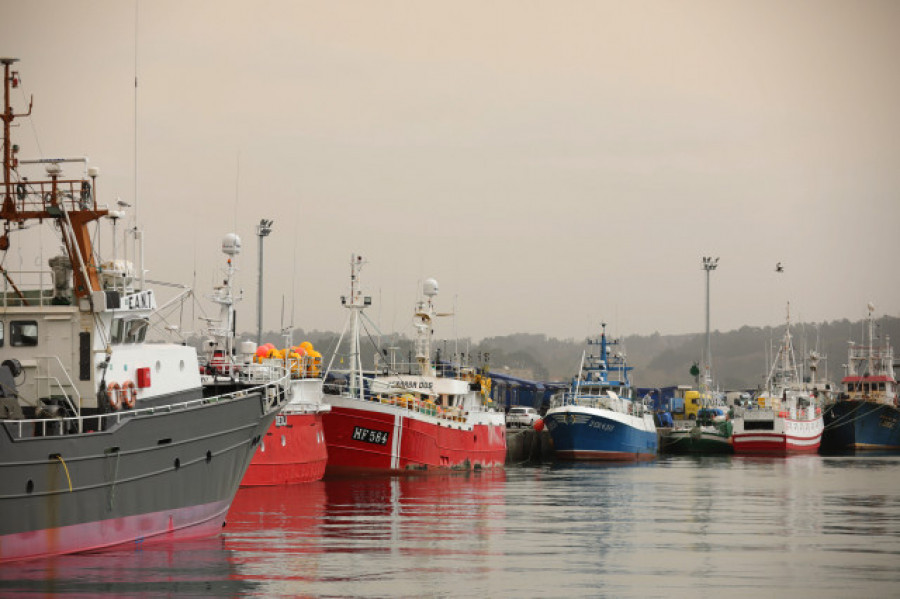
[121, 380, 137, 409]
[107, 382, 121, 410]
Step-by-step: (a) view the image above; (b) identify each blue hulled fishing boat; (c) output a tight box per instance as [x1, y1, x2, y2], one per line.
[822, 304, 899, 452]
[543, 323, 657, 461]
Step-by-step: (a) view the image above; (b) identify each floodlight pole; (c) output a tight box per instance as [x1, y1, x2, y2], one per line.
[701, 256, 719, 391]
[256, 219, 273, 346]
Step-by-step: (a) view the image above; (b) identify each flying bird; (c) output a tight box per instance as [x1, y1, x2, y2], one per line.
[775, 262, 784, 273]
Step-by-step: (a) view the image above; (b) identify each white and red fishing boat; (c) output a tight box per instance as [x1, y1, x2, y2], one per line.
[321, 256, 506, 474]
[732, 304, 824, 454]
[199, 236, 329, 486]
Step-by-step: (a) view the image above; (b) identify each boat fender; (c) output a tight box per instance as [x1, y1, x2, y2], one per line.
[107, 382, 121, 410]
[121, 380, 137, 409]
[16, 182, 26, 200]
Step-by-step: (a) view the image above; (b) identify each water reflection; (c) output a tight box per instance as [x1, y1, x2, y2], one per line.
[0, 536, 250, 597]
[224, 471, 508, 596]
[4, 458, 900, 597]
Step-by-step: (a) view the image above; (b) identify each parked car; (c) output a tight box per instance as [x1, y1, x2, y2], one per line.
[507, 406, 540, 428]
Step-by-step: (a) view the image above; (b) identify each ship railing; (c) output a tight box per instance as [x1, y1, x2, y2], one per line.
[552, 391, 650, 416]
[284, 400, 331, 415]
[0, 269, 56, 307]
[369, 360, 486, 380]
[3, 365, 290, 439]
[34, 355, 82, 428]
[6, 178, 100, 214]
[246, 355, 321, 379]
[285, 356, 322, 379]
[326, 377, 479, 423]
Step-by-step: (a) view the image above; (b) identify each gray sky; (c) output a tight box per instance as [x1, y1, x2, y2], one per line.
[3, 0, 899, 341]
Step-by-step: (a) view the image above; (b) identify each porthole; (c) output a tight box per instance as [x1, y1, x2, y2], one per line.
[174, 458, 181, 470]
[26, 480, 34, 494]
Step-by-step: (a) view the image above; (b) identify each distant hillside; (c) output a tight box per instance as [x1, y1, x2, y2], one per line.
[238, 315, 900, 391]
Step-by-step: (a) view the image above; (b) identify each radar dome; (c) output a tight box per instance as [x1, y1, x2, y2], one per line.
[423, 278, 439, 297]
[222, 233, 242, 256]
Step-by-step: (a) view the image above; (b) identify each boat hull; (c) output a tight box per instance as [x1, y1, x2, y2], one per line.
[662, 427, 733, 454]
[732, 414, 823, 455]
[321, 398, 506, 474]
[241, 411, 328, 485]
[821, 401, 900, 451]
[543, 407, 657, 461]
[0, 389, 278, 563]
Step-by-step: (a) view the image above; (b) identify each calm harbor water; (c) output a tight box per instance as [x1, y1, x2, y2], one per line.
[2, 455, 900, 597]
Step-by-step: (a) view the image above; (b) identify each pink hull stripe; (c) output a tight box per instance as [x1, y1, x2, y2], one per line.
[0, 499, 232, 563]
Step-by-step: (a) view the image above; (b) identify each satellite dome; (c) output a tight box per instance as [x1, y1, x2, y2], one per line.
[423, 278, 439, 297]
[222, 233, 242, 256]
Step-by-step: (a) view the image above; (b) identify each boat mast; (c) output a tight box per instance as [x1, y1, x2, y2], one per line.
[867, 302, 876, 376]
[414, 279, 440, 378]
[1, 58, 20, 198]
[1, 58, 108, 303]
[345, 255, 368, 400]
[209, 234, 241, 358]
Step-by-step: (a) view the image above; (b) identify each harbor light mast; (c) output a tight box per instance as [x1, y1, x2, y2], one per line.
[256, 218, 273, 345]
[701, 256, 719, 395]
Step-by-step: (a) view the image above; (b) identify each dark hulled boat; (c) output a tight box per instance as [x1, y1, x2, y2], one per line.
[0, 58, 288, 562]
[822, 304, 899, 452]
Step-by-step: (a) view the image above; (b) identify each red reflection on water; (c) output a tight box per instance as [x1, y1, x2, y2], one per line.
[222, 470, 508, 585]
[224, 482, 329, 584]
[226, 482, 329, 537]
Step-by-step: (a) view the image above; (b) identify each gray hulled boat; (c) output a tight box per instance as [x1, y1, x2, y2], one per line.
[0, 58, 288, 562]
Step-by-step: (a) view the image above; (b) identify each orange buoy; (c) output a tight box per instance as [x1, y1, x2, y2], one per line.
[107, 382, 121, 410]
[121, 380, 137, 409]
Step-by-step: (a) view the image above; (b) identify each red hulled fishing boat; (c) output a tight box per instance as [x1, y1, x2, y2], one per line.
[321, 256, 506, 474]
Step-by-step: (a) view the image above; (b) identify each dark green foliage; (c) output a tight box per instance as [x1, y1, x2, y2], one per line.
[220, 315, 899, 390]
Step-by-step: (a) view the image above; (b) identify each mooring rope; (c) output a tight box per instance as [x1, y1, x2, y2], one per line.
[54, 455, 73, 492]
